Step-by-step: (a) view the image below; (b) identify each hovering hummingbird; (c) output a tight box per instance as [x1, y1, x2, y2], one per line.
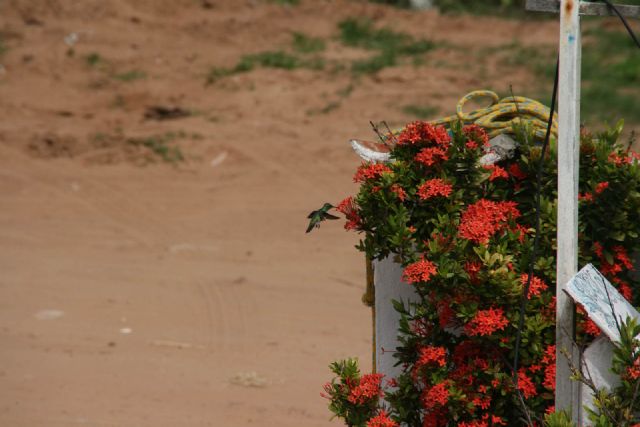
[306, 202, 339, 233]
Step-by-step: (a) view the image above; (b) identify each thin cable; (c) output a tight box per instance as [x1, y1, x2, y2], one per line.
[512, 58, 560, 380]
[600, 0, 640, 49]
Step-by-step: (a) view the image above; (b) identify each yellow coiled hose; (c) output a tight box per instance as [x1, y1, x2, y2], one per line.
[428, 90, 558, 141]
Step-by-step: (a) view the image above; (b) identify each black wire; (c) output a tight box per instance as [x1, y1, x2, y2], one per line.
[512, 58, 560, 381]
[600, 0, 640, 49]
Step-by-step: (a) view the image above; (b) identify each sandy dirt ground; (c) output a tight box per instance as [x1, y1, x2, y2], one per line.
[0, 1, 603, 425]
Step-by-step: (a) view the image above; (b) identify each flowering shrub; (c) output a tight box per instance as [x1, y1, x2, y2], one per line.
[327, 119, 640, 425]
[322, 358, 397, 427]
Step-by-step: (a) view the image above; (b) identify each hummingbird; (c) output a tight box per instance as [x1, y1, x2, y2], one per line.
[306, 202, 339, 233]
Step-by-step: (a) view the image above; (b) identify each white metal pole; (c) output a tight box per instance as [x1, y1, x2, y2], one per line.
[556, 0, 582, 417]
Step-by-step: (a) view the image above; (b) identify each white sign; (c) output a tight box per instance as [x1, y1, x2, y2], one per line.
[565, 264, 640, 343]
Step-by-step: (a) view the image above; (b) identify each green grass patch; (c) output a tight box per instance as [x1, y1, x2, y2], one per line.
[580, 26, 640, 124]
[292, 32, 326, 54]
[337, 18, 434, 74]
[338, 18, 433, 54]
[86, 52, 103, 67]
[402, 104, 439, 118]
[114, 70, 147, 82]
[0, 38, 7, 58]
[207, 50, 324, 84]
[492, 25, 640, 126]
[127, 133, 184, 163]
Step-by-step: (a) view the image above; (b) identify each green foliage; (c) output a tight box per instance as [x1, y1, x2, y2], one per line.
[490, 26, 640, 127]
[577, 317, 640, 426]
[85, 52, 103, 67]
[0, 37, 7, 58]
[206, 50, 324, 84]
[292, 32, 326, 54]
[337, 17, 434, 74]
[544, 410, 575, 427]
[329, 120, 640, 425]
[127, 133, 184, 163]
[581, 26, 640, 125]
[338, 17, 434, 54]
[113, 70, 147, 82]
[322, 358, 387, 427]
[402, 104, 439, 118]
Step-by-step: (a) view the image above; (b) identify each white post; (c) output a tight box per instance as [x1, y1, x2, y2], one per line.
[373, 257, 419, 383]
[556, 0, 582, 417]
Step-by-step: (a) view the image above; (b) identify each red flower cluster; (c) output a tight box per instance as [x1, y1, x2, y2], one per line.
[520, 273, 548, 299]
[485, 165, 508, 181]
[458, 415, 507, 427]
[464, 261, 482, 284]
[595, 181, 609, 194]
[541, 344, 556, 390]
[579, 181, 610, 202]
[579, 192, 594, 202]
[626, 357, 640, 380]
[354, 162, 392, 183]
[437, 299, 455, 328]
[397, 121, 451, 147]
[462, 124, 489, 147]
[458, 199, 520, 244]
[347, 373, 383, 405]
[517, 369, 537, 399]
[418, 179, 453, 200]
[509, 163, 527, 180]
[608, 150, 639, 166]
[593, 243, 635, 291]
[367, 410, 398, 427]
[336, 196, 361, 231]
[402, 258, 437, 284]
[390, 184, 407, 201]
[422, 381, 450, 409]
[464, 307, 509, 336]
[416, 146, 449, 167]
[416, 346, 447, 368]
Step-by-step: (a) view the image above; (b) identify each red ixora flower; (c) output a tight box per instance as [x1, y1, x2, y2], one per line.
[458, 199, 520, 244]
[416, 345, 447, 368]
[402, 257, 437, 284]
[464, 307, 509, 336]
[509, 163, 527, 180]
[578, 192, 594, 202]
[613, 245, 634, 270]
[520, 273, 548, 299]
[354, 162, 392, 183]
[397, 121, 451, 147]
[390, 184, 407, 201]
[336, 196, 361, 231]
[626, 357, 640, 380]
[595, 181, 609, 194]
[347, 373, 383, 405]
[415, 146, 449, 167]
[484, 165, 509, 181]
[418, 179, 453, 200]
[367, 410, 398, 427]
[462, 124, 489, 147]
[517, 369, 538, 399]
[464, 261, 482, 284]
[422, 381, 450, 409]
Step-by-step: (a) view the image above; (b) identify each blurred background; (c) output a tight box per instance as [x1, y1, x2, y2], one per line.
[0, 0, 638, 426]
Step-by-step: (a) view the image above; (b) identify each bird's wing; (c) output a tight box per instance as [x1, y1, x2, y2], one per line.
[306, 221, 316, 233]
[307, 211, 316, 219]
[324, 213, 340, 220]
